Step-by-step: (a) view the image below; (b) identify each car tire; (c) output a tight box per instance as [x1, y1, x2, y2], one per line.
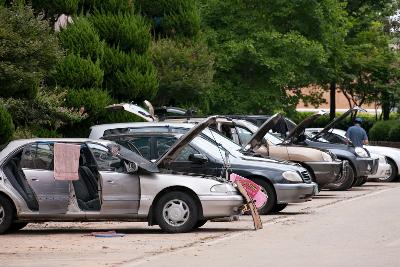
[358, 176, 368, 186]
[0, 195, 14, 234]
[271, 203, 288, 213]
[194, 220, 208, 229]
[354, 176, 367, 186]
[327, 163, 355, 191]
[7, 222, 28, 233]
[378, 158, 399, 182]
[250, 178, 276, 215]
[155, 191, 198, 233]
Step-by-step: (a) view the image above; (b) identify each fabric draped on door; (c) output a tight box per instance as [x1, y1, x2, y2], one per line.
[54, 143, 80, 181]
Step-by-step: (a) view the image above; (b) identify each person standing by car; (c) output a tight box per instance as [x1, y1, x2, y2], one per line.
[346, 118, 369, 147]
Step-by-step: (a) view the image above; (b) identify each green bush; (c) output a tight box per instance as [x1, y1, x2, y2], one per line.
[388, 122, 400, 142]
[0, 4, 63, 99]
[31, 0, 79, 17]
[65, 88, 112, 119]
[137, 0, 200, 38]
[54, 54, 104, 88]
[369, 120, 396, 141]
[79, 0, 134, 14]
[101, 46, 158, 100]
[0, 105, 14, 144]
[150, 38, 214, 106]
[89, 12, 151, 54]
[58, 17, 105, 61]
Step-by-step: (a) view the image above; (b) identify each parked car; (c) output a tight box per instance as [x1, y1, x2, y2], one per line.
[90, 116, 319, 215]
[306, 128, 396, 182]
[167, 115, 350, 190]
[0, 138, 244, 234]
[107, 103, 346, 190]
[230, 109, 379, 189]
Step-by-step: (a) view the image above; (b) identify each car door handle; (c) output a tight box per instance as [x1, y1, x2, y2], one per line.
[31, 178, 39, 182]
[107, 180, 115, 184]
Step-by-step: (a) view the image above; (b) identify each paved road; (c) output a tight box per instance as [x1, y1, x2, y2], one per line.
[2, 182, 400, 267]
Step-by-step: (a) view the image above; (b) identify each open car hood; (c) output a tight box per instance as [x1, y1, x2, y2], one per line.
[284, 110, 326, 142]
[106, 102, 157, 122]
[156, 116, 218, 168]
[312, 106, 366, 140]
[242, 113, 283, 152]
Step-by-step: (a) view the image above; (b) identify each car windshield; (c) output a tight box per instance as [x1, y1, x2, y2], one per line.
[201, 128, 242, 156]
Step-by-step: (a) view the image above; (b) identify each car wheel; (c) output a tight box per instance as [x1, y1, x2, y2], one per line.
[378, 158, 398, 182]
[0, 196, 14, 234]
[326, 162, 355, 191]
[155, 191, 198, 233]
[358, 176, 368, 186]
[7, 222, 28, 233]
[271, 203, 288, 213]
[354, 176, 367, 186]
[194, 219, 208, 229]
[250, 178, 276, 215]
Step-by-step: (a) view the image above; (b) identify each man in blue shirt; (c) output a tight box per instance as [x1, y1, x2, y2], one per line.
[346, 118, 369, 147]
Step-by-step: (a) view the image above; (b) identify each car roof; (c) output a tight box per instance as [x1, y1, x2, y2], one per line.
[0, 138, 112, 163]
[89, 122, 197, 139]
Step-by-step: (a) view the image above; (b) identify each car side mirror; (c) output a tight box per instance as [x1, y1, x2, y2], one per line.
[124, 161, 138, 174]
[189, 153, 208, 164]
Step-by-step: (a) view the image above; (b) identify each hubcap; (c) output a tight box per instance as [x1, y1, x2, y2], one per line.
[0, 204, 4, 225]
[163, 199, 190, 227]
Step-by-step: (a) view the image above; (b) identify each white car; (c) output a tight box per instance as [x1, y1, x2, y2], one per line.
[306, 128, 398, 182]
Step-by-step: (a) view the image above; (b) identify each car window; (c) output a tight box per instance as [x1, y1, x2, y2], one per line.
[176, 146, 200, 161]
[236, 126, 253, 145]
[154, 136, 201, 161]
[21, 142, 54, 170]
[87, 143, 124, 172]
[156, 137, 176, 158]
[125, 137, 151, 159]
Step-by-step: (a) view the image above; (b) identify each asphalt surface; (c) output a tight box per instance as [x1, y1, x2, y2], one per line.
[2, 182, 399, 267]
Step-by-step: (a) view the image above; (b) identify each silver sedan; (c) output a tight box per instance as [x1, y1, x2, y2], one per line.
[0, 139, 243, 234]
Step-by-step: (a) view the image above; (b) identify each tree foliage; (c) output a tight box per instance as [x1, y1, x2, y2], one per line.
[0, 4, 63, 99]
[150, 38, 214, 107]
[0, 104, 14, 144]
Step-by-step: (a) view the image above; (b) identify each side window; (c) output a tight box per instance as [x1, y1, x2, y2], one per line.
[156, 137, 176, 158]
[176, 146, 200, 161]
[236, 126, 253, 145]
[128, 137, 151, 160]
[87, 143, 124, 173]
[21, 143, 54, 170]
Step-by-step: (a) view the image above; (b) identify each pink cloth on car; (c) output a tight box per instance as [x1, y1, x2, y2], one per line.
[54, 143, 80, 181]
[230, 173, 268, 209]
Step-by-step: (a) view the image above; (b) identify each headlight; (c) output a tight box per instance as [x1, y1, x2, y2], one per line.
[210, 183, 236, 193]
[282, 171, 303, 182]
[321, 152, 332, 162]
[355, 147, 368, 158]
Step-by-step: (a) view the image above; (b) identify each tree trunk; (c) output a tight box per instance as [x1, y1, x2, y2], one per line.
[329, 82, 336, 121]
[381, 91, 390, 120]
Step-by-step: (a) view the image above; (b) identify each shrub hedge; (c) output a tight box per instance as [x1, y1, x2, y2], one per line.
[58, 17, 105, 61]
[54, 54, 104, 88]
[0, 105, 14, 144]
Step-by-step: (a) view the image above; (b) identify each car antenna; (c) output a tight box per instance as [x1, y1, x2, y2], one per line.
[208, 126, 232, 180]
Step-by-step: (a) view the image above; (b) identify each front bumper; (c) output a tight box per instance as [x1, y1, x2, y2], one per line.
[274, 182, 318, 204]
[305, 160, 342, 187]
[355, 157, 379, 177]
[368, 161, 392, 179]
[199, 195, 244, 218]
